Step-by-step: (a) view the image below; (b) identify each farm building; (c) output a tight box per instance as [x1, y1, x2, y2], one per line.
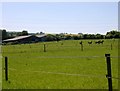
[35, 34, 47, 42]
[3, 34, 46, 44]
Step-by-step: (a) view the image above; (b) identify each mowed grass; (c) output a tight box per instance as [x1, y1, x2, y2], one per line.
[2, 39, 118, 89]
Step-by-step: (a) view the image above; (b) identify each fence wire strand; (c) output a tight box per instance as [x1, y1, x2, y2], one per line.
[8, 68, 119, 80]
[2, 54, 118, 81]
[1, 55, 120, 59]
[8, 68, 106, 78]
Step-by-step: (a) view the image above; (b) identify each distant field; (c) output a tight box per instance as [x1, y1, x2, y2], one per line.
[2, 39, 118, 89]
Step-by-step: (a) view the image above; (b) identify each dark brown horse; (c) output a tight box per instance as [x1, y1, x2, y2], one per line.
[88, 41, 92, 44]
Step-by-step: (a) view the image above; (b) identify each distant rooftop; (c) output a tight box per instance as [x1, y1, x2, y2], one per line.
[35, 34, 46, 38]
[3, 34, 46, 42]
[3, 35, 32, 42]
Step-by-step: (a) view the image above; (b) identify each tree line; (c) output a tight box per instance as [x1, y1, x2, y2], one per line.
[1, 29, 28, 40]
[1, 29, 120, 41]
[45, 30, 120, 41]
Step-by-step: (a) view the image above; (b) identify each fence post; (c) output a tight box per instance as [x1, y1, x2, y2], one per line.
[44, 44, 46, 52]
[105, 54, 112, 91]
[5, 57, 8, 81]
[81, 44, 83, 51]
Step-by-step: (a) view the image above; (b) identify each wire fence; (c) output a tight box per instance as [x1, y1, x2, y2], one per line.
[1, 40, 119, 89]
[2, 55, 119, 78]
[2, 54, 119, 91]
[8, 67, 119, 80]
[1, 55, 120, 59]
[8, 67, 106, 78]
[1, 44, 118, 54]
[1, 45, 118, 49]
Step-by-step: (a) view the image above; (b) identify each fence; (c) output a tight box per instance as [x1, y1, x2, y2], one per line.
[1, 41, 118, 53]
[3, 54, 119, 90]
[1, 39, 119, 89]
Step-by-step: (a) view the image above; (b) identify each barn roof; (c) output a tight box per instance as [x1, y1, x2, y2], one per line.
[35, 34, 46, 38]
[3, 35, 32, 42]
[3, 34, 46, 42]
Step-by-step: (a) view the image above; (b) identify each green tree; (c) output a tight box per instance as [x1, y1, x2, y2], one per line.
[2, 29, 7, 40]
[105, 30, 120, 38]
[21, 30, 28, 36]
[73, 35, 81, 40]
[83, 34, 90, 39]
[46, 34, 56, 41]
[95, 34, 104, 39]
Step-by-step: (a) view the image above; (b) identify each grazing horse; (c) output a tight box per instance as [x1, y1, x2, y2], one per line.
[88, 41, 92, 44]
[95, 40, 104, 44]
[95, 41, 100, 44]
[100, 40, 104, 44]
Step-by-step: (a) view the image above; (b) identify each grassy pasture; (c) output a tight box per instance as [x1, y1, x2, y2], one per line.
[0, 63, 1, 89]
[1, 39, 118, 89]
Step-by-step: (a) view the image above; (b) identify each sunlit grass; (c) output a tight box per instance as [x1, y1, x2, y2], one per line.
[0, 45, 2, 90]
[2, 39, 118, 89]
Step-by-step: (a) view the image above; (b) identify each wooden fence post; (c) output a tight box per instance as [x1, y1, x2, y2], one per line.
[79, 41, 83, 51]
[44, 44, 46, 52]
[105, 54, 112, 91]
[5, 57, 8, 81]
[81, 44, 83, 51]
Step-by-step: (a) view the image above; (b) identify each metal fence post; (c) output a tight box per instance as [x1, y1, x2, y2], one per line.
[105, 54, 112, 91]
[5, 57, 8, 81]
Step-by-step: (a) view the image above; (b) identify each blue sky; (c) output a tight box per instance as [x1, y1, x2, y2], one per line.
[2, 2, 118, 34]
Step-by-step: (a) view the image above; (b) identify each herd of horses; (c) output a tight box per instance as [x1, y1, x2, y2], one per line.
[79, 40, 104, 45]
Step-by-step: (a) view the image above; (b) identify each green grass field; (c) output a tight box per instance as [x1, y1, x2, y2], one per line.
[1, 39, 118, 89]
[0, 45, 2, 90]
